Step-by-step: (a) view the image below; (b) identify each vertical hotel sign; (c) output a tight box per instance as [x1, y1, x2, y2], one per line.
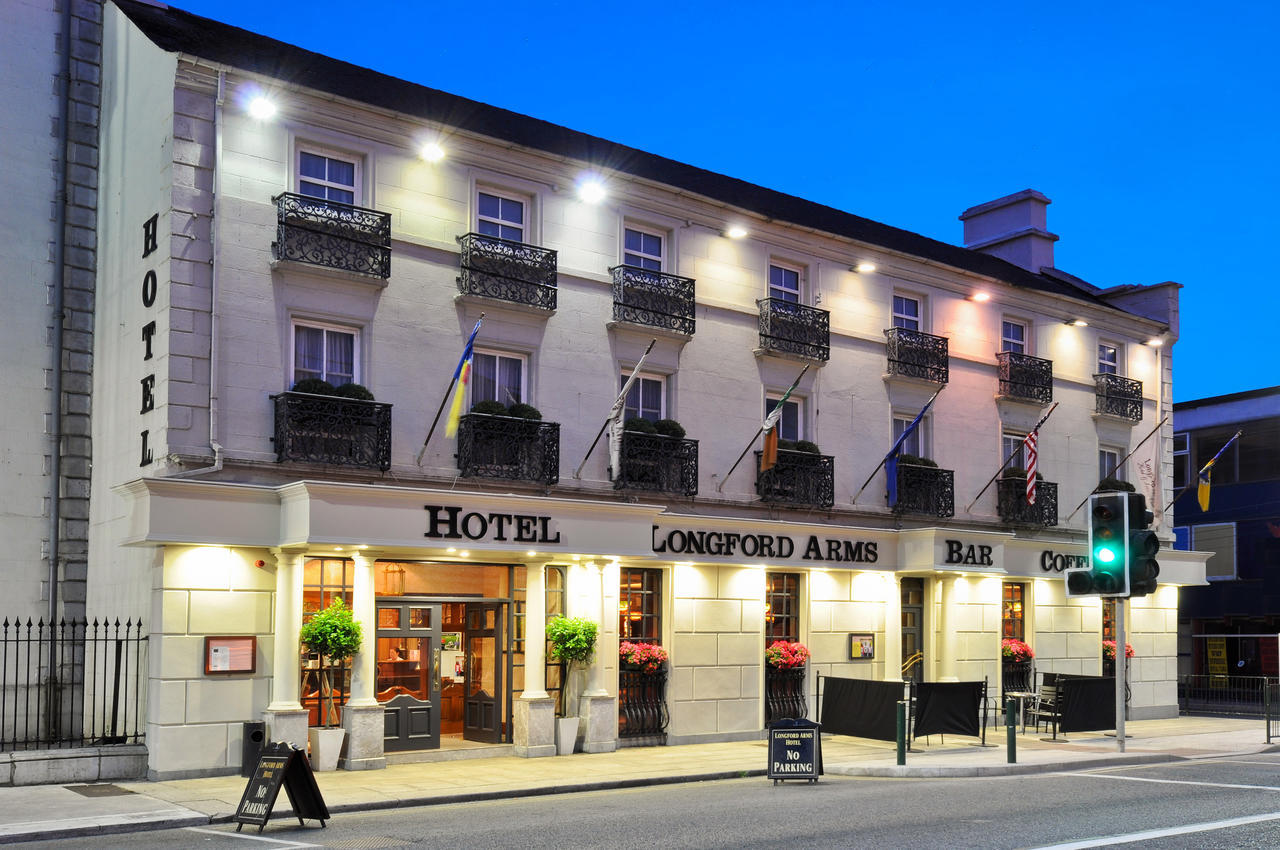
[139, 214, 159, 466]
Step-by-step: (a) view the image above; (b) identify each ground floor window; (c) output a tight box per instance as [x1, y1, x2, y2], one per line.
[1002, 583, 1025, 641]
[620, 568, 662, 643]
[302, 558, 354, 727]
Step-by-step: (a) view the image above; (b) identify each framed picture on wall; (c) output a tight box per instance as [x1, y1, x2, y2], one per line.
[205, 636, 257, 674]
[441, 632, 462, 652]
[849, 634, 875, 660]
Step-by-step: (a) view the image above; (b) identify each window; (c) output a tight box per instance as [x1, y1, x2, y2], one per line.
[1099, 447, 1123, 482]
[1238, 419, 1280, 483]
[622, 373, 665, 422]
[293, 322, 357, 386]
[619, 568, 662, 643]
[1097, 342, 1119, 375]
[765, 573, 801, 643]
[298, 150, 357, 204]
[1002, 583, 1025, 641]
[893, 295, 920, 331]
[471, 350, 526, 406]
[1173, 433, 1189, 490]
[769, 263, 801, 303]
[624, 226, 664, 271]
[1102, 598, 1116, 643]
[893, 414, 929, 459]
[765, 396, 801, 442]
[1195, 431, 1238, 486]
[1191, 523, 1237, 580]
[477, 190, 525, 242]
[512, 566, 565, 704]
[1001, 320, 1027, 354]
[1002, 432, 1026, 471]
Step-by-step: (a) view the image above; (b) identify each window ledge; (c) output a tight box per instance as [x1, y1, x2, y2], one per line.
[753, 347, 827, 366]
[1091, 412, 1141, 426]
[453, 292, 556, 317]
[270, 259, 390, 289]
[995, 393, 1048, 407]
[607, 320, 692, 342]
[882, 371, 943, 389]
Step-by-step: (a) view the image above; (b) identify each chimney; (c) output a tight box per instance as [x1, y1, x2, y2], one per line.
[959, 189, 1058, 273]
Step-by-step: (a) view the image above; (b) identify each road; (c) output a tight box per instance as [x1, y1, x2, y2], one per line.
[21, 754, 1280, 849]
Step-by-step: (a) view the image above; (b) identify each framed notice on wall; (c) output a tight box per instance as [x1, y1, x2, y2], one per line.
[849, 634, 875, 660]
[206, 636, 257, 674]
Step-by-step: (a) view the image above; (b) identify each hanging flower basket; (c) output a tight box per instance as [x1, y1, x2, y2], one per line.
[765, 640, 810, 669]
[619, 640, 669, 674]
[1001, 638, 1034, 663]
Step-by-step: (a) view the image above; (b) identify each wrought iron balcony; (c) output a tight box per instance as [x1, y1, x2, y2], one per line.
[272, 391, 392, 471]
[754, 450, 835, 509]
[1094, 373, 1143, 421]
[614, 432, 698, 496]
[273, 193, 391, 278]
[609, 265, 695, 336]
[457, 233, 557, 310]
[885, 327, 949, 383]
[996, 477, 1059, 527]
[456, 413, 560, 485]
[618, 668, 669, 739]
[891, 463, 955, 518]
[765, 667, 807, 722]
[997, 351, 1053, 404]
[757, 298, 830, 361]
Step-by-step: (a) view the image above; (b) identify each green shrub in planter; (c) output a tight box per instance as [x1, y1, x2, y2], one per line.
[624, 417, 657, 434]
[331, 382, 375, 401]
[897, 454, 939, 468]
[654, 419, 686, 439]
[506, 402, 543, 420]
[292, 378, 335, 396]
[1002, 466, 1044, 480]
[795, 440, 821, 455]
[1095, 476, 1135, 493]
[546, 616, 598, 716]
[470, 400, 508, 416]
[299, 598, 363, 728]
[777, 438, 797, 452]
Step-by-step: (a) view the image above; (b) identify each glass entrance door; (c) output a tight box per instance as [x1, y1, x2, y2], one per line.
[463, 602, 504, 743]
[901, 578, 924, 682]
[377, 601, 441, 751]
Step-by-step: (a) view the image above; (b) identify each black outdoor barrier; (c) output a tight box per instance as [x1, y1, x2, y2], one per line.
[819, 676, 900, 741]
[1059, 675, 1116, 733]
[913, 681, 984, 738]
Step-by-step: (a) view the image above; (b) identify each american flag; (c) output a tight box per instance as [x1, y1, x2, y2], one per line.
[1023, 430, 1038, 505]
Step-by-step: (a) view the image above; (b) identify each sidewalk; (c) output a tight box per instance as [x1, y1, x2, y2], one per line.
[1, 716, 1273, 843]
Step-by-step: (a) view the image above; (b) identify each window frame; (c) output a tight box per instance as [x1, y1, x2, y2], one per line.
[1000, 318, 1028, 354]
[476, 186, 530, 243]
[893, 293, 922, 331]
[765, 572, 802, 643]
[1099, 446, 1124, 482]
[1097, 341, 1121, 375]
[765, 395, 803, 442]
[470, 348, 528, 408]
[291, 319, 360, 387]
[1002, 431, 1027, 471]
[893, 413, 930, 459]
[768, 260, 804, 304]
[621, 372, 666, 423]
[1191, 522, 1238, 581]
[619, 567, 663, 644]
[1173, 432, 1190, 490]
[1002, 582, 1026, 641]
[295, 145, 361, 205]
[623, 224, 666, 271]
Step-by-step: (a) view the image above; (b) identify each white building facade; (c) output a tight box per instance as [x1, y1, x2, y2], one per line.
[93, 0, 1207, 779]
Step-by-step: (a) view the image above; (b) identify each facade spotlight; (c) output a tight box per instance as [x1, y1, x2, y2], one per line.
[725, 225, 748, 239]
[1067, 319, 1088, 327]
[247, 96, 277, 120]
[577, 177, 606, 204]
[970, 292, 990, 302]
[853, 261, 876, 273]
[1145, 337, 1164, 347]
[420, 141, 445, 162]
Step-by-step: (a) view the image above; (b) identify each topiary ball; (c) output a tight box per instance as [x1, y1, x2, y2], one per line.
[776, 438, 798, 452]
[653, 419, 686, 439]
[470, 400, 508, 416]
[331, 382, 375, 401]
[506, 402, 543, 420]
[292, 378, 335, 395]
[794, 439, 821, 454]
[624, 417, 657, 434]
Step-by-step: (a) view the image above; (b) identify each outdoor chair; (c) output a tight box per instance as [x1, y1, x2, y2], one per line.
[1027, 683, 1059, 733]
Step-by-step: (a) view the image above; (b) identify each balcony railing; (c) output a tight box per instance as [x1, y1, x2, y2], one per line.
[891, 463, 955, 518]
[271, 391, 392, 471]
[996, 477, 1059, 527]
[1094, 373, 1143, 421]
[886, 327, 949, 383]
[456, 413, 559, 485]
[618, 668, 669, 739]
[457, 233, 557, 310]
[609, 265, 695, 336]
[614, 432, 699, 496]
[765, 667, 807, 723]
[273, 192, 391, 278]
[757, 298, 830, 361]
[997, 351, 1053, 404]
[755, 450, 835, 509]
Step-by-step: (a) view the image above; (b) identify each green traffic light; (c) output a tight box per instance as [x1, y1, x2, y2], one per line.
[1095, 546, 1117, 564]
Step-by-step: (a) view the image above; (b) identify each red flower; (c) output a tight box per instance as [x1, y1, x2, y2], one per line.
[765, 640, 810, 669]
[1002, 638, 1034, 662]
[619, 640, 669, 674]
[1103, 640, 1135, 659]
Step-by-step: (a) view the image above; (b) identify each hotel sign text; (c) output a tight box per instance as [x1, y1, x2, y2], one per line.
[653, 526, 878, 563]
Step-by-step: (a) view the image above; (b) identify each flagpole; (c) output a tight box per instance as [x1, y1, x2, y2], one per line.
[851, 386, 943, 505]
[1167, 429, 1244, 508]
[716, 364, 810, 493]
[572, 338, 657, 480]
[965, 402, 1059, 513]
[416, 313, 482, 467]
[1064, 415, 1169, 522]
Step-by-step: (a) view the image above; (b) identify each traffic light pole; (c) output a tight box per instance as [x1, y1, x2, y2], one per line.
[1116, 601, 1126, 753]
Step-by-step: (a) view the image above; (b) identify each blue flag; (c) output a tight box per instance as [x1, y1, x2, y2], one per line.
[886, 389, 941, 507]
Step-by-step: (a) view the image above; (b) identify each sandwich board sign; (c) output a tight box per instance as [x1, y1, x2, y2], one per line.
[234, 741, 330, 832]
[767, 717, 822, 783]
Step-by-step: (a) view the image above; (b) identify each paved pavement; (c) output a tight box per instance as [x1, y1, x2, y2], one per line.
[0, 716, 1272, 844]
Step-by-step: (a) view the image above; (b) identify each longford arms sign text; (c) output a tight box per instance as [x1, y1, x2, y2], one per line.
[653, 526, 878, 563]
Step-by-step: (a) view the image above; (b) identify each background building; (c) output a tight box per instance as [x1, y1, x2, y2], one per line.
[77, 0, 1212, 779]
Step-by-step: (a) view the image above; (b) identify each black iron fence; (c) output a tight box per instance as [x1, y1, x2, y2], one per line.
[757, 298, 830, 361]
[1179, 673, 1272, 717]
[892, 463, 956, 518]
[1, 618, 147, 751]
[273, 192, 392, 278]
[755, 449, 835, 509]
[271, 391, 393, 471]
[996, 351, 1053, 403]
[457, 233, 558, 310]
[997, 477, 1059, 527]
[610, 265, 695, 336]
[765, 667, 807, 723]
[1094, 373, 1143, 421]
[618, 669, 669, 740]
[614, 432, 699, 496]
[885, 327, 949, 384]
[457, 413, 560, 484]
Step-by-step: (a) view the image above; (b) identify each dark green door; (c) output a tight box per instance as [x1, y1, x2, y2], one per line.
[377, 601, 441, 751]
[463, 602, 504, 743]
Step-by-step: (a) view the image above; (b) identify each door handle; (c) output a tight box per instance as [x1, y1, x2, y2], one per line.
[433, 648, 441, 693]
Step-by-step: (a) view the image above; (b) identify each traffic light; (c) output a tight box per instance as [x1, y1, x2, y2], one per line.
[1066, 492, 1130, 597]
[1127, 493, 1160, 597]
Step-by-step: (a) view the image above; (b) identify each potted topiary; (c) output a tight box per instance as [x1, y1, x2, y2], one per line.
[291, 377, 335, 396]
[299, 597, 363, 770]
[624, 416, 657, 434]
[653, 419, 686, 440]
[330, 382, 375, 401]
[1095, 477, 1135, 493]
[546, 615, 598, 755]
[470, 400, 508, 416]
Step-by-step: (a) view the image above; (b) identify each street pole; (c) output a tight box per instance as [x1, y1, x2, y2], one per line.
[1116, 600, 1126, 753]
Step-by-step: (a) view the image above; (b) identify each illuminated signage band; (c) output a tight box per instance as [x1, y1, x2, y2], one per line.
[653, 526, 878, 563]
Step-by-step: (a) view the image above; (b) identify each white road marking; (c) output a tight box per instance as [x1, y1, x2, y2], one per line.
[1070, 771, 1280, 793]
[1025, 810, 1280, 849]
[184, 825, 320, 847]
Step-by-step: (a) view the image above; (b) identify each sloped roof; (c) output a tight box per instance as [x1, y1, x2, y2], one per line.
[116, 0, 1126, 312]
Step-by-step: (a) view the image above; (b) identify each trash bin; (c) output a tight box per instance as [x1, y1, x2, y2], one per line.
[241, 721, 266, 777]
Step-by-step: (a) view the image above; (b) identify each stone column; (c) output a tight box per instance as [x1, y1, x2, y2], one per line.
[515, 562, 555, 757]
[938, 575, 959, 682]
[263, 549, 308, 748]
[580, 559, 617, 753]
[342, 549, 385, 770]
[882, 573, 903, 682]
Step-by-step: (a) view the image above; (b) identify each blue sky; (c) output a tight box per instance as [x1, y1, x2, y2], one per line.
[174, 0, 1277, 402]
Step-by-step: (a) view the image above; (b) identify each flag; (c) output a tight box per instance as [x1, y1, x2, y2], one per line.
[1135, 427, 1162, 529]
[1023, 430, 1038, 506]
[607, 343, 655, 480]
[1197, 431, 1242, 511]
[885, 389, 940, 507]
[760, 368, 806, 473]
[444, 318, 483, 438]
